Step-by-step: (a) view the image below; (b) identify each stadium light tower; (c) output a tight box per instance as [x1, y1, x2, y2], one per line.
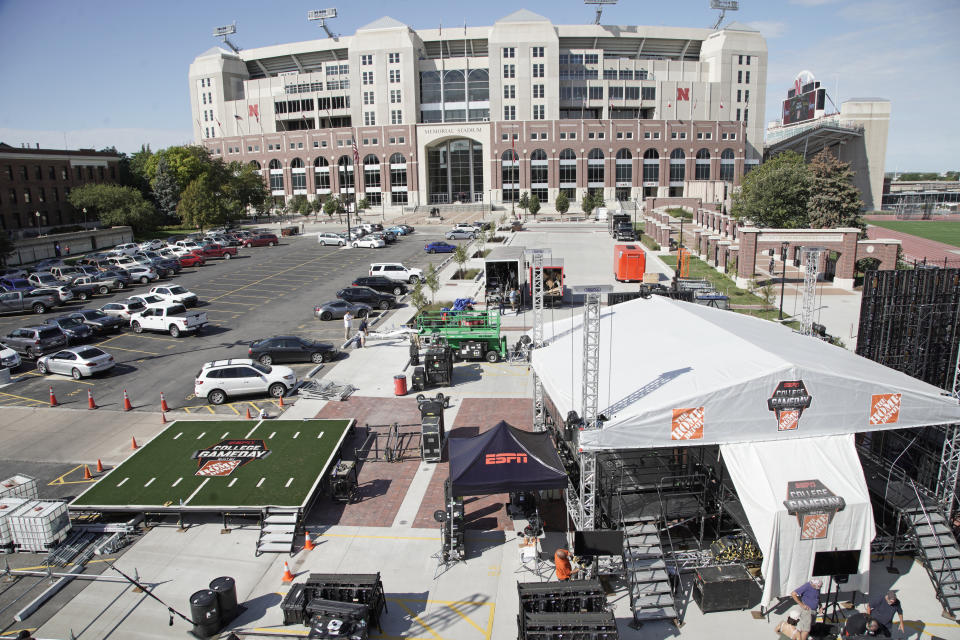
[584, 0, 617, 25]
[308, 8, 339, 39]
[710, 0, 739, 29]
[212, 23, 241, 53]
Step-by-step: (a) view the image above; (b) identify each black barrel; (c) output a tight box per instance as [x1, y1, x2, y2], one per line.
[189, 589, 221, 638]
[209, 576, 238, 623]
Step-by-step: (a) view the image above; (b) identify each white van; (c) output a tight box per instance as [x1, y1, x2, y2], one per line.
[369, 263, 423, 283]
[595, 207, 608, 221]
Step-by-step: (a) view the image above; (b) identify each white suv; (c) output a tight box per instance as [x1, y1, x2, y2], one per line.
[195, 358, 298, 405]
[369, 263, 422, 283]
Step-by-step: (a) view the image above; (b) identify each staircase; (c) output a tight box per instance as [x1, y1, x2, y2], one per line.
[623, 518, 677, 623]
[256, 507, 299, 556]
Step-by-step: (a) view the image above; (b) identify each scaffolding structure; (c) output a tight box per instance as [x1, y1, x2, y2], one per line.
[799, 247, 823, 336]
[530, 251, 546, 432]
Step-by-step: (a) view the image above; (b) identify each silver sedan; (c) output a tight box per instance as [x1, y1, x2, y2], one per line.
[37, 346, 115, 379]
[313, 300, 372, 321]
[445, 228, 477, 240]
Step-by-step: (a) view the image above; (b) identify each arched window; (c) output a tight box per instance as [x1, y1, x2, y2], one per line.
[268, 159, 283, 192]
[390, 153, 408, 206]
[249, 160, 262, 171]
[695, 149, 710, 181]
[337, 156, 354, 196]
[467, 69, 489, 102]
[720, 148, 735, 182]
[420, 71, 442, 103]
[615, 149, 633, 184]
[290, 158, 306, 193]
[669, 149, 685, 183]
[313, 157, 330, 193]
[363, 154, 381, 206]
[642, 148, 659, 183]
[530, 149, 548, 203]
[587, 148, 604, 188]
[501, 149, 519, 202]
[443, 70, 465, 103]
[559, 148, 577, 199]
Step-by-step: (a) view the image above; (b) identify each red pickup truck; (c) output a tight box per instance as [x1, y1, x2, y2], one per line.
[196, 243, 238, 259]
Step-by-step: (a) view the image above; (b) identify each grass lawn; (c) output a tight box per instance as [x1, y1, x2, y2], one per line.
[72, 419, 351, 509]
[867, 219, 960, 247]
[661, 254, 768, 307]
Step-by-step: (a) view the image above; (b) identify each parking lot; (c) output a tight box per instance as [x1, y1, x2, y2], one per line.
[0, 227, 462, 416]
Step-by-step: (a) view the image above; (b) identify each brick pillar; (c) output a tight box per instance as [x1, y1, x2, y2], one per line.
[700, 232, 709, 256]
[737, 228, 759, 288]
[834, 230, 860, 290]
[693, 230, 703, 257]
[728, 246, 739, 275]
[875, 242, 900, 270]
[717, 241, 731, 272]
[706, 236, 719, 265]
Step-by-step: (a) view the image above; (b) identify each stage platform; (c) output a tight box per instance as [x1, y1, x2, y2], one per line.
[69, 419, 353, 514]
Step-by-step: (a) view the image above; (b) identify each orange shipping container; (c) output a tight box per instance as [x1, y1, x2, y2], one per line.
[613, 244, 646, 282]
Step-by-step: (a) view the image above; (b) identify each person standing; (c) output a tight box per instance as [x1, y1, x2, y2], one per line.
[509, 287, 519, 315]
[54, 242, 61, 257]
[358, 317, 369, 347]
[778, 577, 822, 640]
[866, 591, 904, 637]
[343, 310, 353, 340]
[553, 548, 581, 582]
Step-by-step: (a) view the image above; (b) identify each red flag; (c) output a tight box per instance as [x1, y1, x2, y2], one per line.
[248, 104, 260, 122]
[352, 139, 360, 166]
[720, 101, 724, 110]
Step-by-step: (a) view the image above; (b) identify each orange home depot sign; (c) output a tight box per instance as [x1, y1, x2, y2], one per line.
[671, 407, 704, 441]
[870, 393, 901, 425]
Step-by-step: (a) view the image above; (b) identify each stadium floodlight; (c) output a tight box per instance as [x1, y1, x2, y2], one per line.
[308, 8, 339, 39]
[584, 0, 617, 25]
[212, 22, 240, 53]
[710, 0, 739, 29]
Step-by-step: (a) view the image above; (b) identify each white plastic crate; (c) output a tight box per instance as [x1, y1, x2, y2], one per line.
[9, 500, 71, 552]
[0, 498, 27, 545]
[0, 475, 38, 500]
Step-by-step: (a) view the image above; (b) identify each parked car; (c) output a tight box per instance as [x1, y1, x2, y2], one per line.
[472, 221, 493, 231]
[27, 272, 61, 288]
[113, 242, 140, 256]
[128, 293, 166, 309]
[445, 228, 477, 240]
[130, 303, 207, 337]
[137, 251, 182, 274]
[178, 253, 206, 268]
[387, 226, 409, 236]
[148, 285, 198, 307]
[360, 223, 384, 233]
[314, 299, 372, 321]
[174, 240, 203, 253]
[248, 336, 339, 365]
[60, 278, 100, 301]
[0, 290, 61, 315]
[65, 309, 125, 334]
[195, 358, 298, 405]
[336, 286, 395, 310]
[0, 268, 27, 279]
[369, 263, 423, 283]
[1, 325, 68, 358]
[43, 316, 93, 343]
[126, 265, 159, 284]
[196, 243, 237, 260]
[36, 346, 115, 379]
[317, 232, 347, 246]
[373, 231, 397, 244]
[98, 269, 132, 289]
[100, 299, 147, 322]
[71, 275, 115, 296]
[242, 233, 279, 247]
[139, 240, 165, 251]
[352, 236, 385, 249]
[50, 266, 84, 282]
[35, 259, 64, 271]
[0, 278, 33, 292]
[398, 224, 415, 234]
[424, 241, 457, 254]
[28, 286, 74, 303]
[107, 256, 139, 270]
[452, 222, 477, 232]
[0, 345, 21, 370]
[351, 276, 408, 296]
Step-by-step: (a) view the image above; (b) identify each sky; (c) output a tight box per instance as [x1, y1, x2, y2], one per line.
[0, 0, 956, 171]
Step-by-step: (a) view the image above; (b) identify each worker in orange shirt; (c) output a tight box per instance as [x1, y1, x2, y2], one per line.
[554, 548, 581, 581]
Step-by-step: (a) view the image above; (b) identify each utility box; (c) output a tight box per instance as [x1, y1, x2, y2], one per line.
[614, 244, 646, 282]
[421, 416, 444, 462]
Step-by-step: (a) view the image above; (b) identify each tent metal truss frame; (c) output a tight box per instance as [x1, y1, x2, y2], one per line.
[937, 349, 960, 515]
[800, 247, 823, 336]
[531, 251, 546, 432]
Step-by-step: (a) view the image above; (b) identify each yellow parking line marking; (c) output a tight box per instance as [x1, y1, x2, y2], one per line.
[446, 603, 486, 636]
[205, 405, 215, 414]
[104, 345, 159, 355]
[213, 300, 259, 307]
[116, 334, 180, 343]
[392, 600, 442, 640]
[10, 557, 115, 572]
[207, 255, 328, 302]
[0, 390, 48, 405]
[227, 403, 240, 415]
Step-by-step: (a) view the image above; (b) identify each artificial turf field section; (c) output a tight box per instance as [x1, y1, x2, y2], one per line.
[71, 419, 351, 510]
[868, 219, 960, 247]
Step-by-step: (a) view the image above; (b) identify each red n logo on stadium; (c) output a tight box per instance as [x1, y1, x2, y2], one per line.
[676, 88, 690, 102]
[248, 104, 259, 118]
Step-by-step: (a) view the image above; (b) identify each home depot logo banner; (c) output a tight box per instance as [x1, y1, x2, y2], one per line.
[870, 393, 901, 425]
[671, 407, 704, 440]
[485, 453, 528, 465]
[768, 380, 812, 431]
[192, 439, 271, 476]
[783, 479, 846, 541]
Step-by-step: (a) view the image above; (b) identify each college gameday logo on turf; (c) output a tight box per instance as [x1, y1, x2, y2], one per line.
[768, 380, 812, 431]
[193, 439, 271, 477]
[870, 393, 901, 425]
[671, 407, 704, 441]
[783, 479, 846, 541]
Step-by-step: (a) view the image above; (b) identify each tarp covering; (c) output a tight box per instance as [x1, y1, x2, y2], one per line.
[448, 421, 568, 496]
[721, 435, 875, 606]
[530, 296, 960, 451]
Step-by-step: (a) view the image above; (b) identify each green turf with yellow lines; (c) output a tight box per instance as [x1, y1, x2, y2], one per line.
[71, 419, 351, 510]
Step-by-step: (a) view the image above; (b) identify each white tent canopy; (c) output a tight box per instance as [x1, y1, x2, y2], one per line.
[531, 296, 960, 450]
[722, 435, 875, 606]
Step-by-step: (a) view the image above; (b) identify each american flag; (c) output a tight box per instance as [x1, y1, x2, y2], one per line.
[352, 139, 360, 166]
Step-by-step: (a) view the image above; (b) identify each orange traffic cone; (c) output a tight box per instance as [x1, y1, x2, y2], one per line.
[96, 459, 104, 473]
[160, 391, 169, 413]
[131, 436, 139, 450]
[122, 389, 132, 412]
[246, 407, 253, 420]
[83, 465, 92, 480]
[278, 395, 285, 408]
[49, 386, 58, 407]
[160, 412, 167, 424]
[304, 533, 315, 551]
[281, 561, 294, 583]
[88, 390, 97, 410]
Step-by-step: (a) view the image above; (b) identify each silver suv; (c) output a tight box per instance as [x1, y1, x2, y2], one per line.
[369, 263, 422, 283]
[194, 358, 298, 405]
[1, 325, 68, 358]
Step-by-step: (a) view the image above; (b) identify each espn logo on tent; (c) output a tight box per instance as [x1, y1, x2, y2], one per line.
[671, 407, 704, 440]
[485, 453, 528, 465]
[870, 393, 901, 425]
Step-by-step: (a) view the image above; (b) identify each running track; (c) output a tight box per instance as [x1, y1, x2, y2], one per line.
[866, 219, 960, 264]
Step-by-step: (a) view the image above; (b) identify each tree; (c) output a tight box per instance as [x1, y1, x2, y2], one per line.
[145, 145, 213, 192]
[424, 263, 440, 304]
[177, 175, 228, 231]
[453, 245, 469, 278]
[518, 191, 530, 217]
[528, 194, 541, 219]
[410, 281, 429, 313]
[311, 197, 324, 220]
[555, 191, 570, 217]
[127, 144, 154, 198]
[807, 150, 864, 231]
[323, 196, 340, 221]
[223, 161, 268, 220]
[731, 151, 811, 228]
[288, 195, 310, 217]
[581, 191, 600, 218]
[357, 197, 369, 213]
[152, 156, 181, 221]
[474, 228, 487, 257]
[67, 183, 159, 234]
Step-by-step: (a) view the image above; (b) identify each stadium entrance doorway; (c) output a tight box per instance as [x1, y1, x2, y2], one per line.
[426, 138, 484, 205]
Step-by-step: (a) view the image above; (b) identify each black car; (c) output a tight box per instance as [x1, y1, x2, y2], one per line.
[336, 286, 395, 311]
[65, 309, 125, 334]
[248, 336, 339, 365]
[351, 276, 408, 297]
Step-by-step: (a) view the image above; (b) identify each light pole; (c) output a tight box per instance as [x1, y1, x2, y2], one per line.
[778, 241, 790, 321]
[34, 211, 41, 237]
[82, 207, 87, 228]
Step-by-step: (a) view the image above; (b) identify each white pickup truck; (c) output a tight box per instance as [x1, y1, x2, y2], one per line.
[129, 303, 207, 337]
[149, 285, 199, 307]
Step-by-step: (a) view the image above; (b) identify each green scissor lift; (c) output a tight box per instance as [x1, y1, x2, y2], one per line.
[415, 309, 508, 363]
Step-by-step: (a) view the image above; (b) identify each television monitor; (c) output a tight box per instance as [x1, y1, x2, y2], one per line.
[812, 550, 861, 577]
[573, 530, 624, 557]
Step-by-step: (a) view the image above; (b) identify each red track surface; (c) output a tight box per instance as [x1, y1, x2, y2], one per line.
[867, 224, 960, 264]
